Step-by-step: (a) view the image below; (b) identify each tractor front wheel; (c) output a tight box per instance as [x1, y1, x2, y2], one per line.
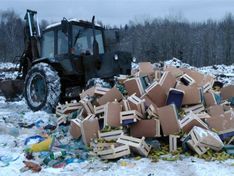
[24, 63, 61, 112]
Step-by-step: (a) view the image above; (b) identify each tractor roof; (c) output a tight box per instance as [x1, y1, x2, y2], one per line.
[45, 18, 102, 31]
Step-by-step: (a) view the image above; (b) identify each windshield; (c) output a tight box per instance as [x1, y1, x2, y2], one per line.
[72, 25, 104, 55]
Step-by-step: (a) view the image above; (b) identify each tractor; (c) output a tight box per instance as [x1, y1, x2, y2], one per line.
[10, 9, 132, 112]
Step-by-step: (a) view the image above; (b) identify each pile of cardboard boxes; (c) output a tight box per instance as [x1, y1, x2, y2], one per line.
[56, 62, 234, 159]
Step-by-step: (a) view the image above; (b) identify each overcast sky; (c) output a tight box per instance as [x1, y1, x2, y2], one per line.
[1, 0, 234, 26]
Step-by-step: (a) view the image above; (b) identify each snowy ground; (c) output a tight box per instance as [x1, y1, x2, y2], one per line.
[0, 97, 234, 176]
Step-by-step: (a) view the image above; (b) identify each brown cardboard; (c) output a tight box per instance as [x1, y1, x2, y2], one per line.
[69, 119, 82, 139]
[204, 92, 217, 107]
[124, 78, 144, 97]
[97, 87, 123, 105]
[181, 68, 214, 87]
[127, 94, 145, 115]
[207, 105, 224, 117]
[130, 119, 160, 138]
[164, 66, 184, 78]
[105, 102, 122, 127]
[157, 104, 180, 136]
[206, 110, 234, 131]
[159, 71, 176, 93]
[138, 62, 154, 79]
[183, 104, 205, 114]
[180, 112, 209, 133]
[221, 85, 234, 100]
[189, 126, 224, 151]
[180, 74, 196, 86]
[176, 84, 201, 105]
[80, 86, 96, 99]
[81, 114, 99, 145]
[120, 110, 142, 125]
[145, 81, 167, 107]
[141, 93, 155, 108]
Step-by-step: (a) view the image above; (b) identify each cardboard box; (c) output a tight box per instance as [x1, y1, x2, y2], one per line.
[189, 126, 224, 151]
[80, 98, 94, 115]
[97, 87, 123, 105]
[183, 104, 205, 114]
[130, 119, 161, 138]
[181, 68, 214, 87]
[221, 85, 234, 100]
[187, 139, 208, 155]
[180, 112, 209, 133]
[145, 81, 166, 107]
[138, 62, 155, 81]
[127, 94, 145, 115]
[159, 71, 176, 93]
[180, 74, 196, 86]
[80, 86, 96, 99]
[146, 104, 158, 117]
[140, 93, 156, 108]
[69, 118, 82, 139]
[138, 62, 154, 76]
[81, 114, 99, 145]
[203, 82, 212, 93]
[166, 88, 184, 109]
[120, 110, 143, 125]
[164, 66, 183, 78]
[95, 102, 122, 128]
[204, 92, 217, 107]
[176, 84, 202, 105]
[105, 102, 122, 127]
[94, 87, 111, 96]
[157, 104, 181, 136]
[207, 105, 224, 117]
[206, 110, 234, 131]
[124, 78, 144, 97]
[117, 134, 151, 157]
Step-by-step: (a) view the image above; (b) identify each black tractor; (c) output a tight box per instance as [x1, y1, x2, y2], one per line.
[17, 9, 132, 112]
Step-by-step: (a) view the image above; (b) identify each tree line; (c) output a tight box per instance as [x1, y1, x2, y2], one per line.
[0, 9, 234, 67]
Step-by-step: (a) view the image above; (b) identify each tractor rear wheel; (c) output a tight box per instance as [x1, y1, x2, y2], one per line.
[24, 63, 61, 112]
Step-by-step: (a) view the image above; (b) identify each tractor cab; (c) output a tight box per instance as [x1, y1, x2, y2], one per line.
[41, 19, 105, 59]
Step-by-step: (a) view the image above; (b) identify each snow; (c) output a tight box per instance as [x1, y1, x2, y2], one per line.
[0, 60, 234, 175]
[0, 62, 18, 80]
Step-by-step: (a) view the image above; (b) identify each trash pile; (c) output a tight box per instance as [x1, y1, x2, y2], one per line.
[21, 60, 234, 171]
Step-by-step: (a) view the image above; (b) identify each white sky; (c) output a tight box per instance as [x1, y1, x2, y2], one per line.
[0, 0, 234, 26]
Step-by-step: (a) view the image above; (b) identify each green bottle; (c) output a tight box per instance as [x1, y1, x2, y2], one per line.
[50, 151, 66, 160]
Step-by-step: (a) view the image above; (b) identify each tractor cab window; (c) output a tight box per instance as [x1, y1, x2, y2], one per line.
[41, 31, 54, 58]
[58, 30, 68, 54]
[72, 25, 104, 55]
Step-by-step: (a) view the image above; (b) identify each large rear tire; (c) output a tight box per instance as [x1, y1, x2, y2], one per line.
[24, 63, 61, 112]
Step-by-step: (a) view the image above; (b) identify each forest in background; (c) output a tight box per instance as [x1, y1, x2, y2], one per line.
[0, 9, 234, 67]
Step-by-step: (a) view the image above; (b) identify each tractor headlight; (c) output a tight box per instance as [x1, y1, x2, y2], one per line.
[114, 54, 118, 61]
